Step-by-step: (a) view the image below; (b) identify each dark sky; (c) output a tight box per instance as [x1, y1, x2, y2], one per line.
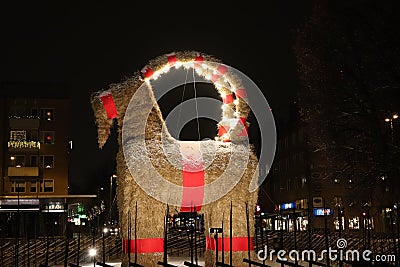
[1, 2, 312, 193]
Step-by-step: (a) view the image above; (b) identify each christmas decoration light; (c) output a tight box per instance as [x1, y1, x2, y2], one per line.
[8, 141, 41, 149]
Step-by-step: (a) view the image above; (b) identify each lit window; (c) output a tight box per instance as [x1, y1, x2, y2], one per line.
[40, 155, 54, 169]
[10, 130, 26, 141]
[348, 217, 360, 230]
[40, 108, 54, 121]
[10, 155, 25, 167]
[40, 131, 55, 144]
[40, 179, 54, 193]
[334, 217, 345, 230]
[11, 181, 26, 193]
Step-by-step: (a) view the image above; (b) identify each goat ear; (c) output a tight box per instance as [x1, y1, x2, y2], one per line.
[90, 91, 115, 149]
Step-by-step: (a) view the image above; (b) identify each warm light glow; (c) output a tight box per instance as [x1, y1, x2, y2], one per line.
[10, 156, 15, 160]
[385, 118, 390, 122]
[8, 141, 41, 149]
[103, 227, 109, 233]
[393, 114, 399, 119]
[233, 99, 239, 105]
[89, 248, 97, 257]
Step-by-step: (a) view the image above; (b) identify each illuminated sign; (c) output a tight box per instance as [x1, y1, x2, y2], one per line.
[43, 202, 65, 212]
[0, 199, 40, 211]
[313, 208, 334, 216]
[280, 202, 296, 210]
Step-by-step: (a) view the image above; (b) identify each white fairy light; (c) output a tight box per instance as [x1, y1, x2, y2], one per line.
[195, 68, 203, 75]
[233, 99, 239, 105]
[174, 62, 182, 68]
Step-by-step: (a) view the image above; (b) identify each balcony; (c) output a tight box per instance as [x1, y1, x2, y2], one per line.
[8, 140, 40, 152]
[8, 166, 39, 177]
[9, 117, 40, 130]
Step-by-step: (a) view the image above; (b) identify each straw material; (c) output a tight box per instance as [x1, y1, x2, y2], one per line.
[91, 51, 259, 266]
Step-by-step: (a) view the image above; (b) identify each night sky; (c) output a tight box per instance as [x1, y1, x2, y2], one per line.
[1, 2, 312, 193]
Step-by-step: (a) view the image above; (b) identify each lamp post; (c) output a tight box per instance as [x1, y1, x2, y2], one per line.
[385, 113, 398, 143]
[88, 247, 97, 267]
[109, 175, 117, 224]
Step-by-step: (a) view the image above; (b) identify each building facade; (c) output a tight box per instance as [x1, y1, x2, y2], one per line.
[0, 96, 98, 237]
[259, 102, 400, 235]
[1, 97, 70, 196]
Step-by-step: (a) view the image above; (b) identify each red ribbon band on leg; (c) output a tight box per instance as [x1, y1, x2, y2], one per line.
[179, 143, 205, 212]
[100, 93, 118, 119]
[122, 238, 164, 253]
[206, 237, 254, 251]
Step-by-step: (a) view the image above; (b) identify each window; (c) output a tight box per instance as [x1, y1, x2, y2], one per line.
[40, 131, 55, 144]
[40, 108, 54, 121]
[362, 217, 374, 229]
[301, 176, 307, 187]
[40, 155, 54, 169]
[334, 196, 343, 207]
[40, 179, 54, 192]
[10, 155, 25, 167]
[11, 181, 26, 193]
[30, 180, 37, 193]
[30, 155, 38, 166]
[334, 217, 345, 230]
[348, 217, 360, 230]
[10, 130, 26, 141]
[26, 130, 38, 141]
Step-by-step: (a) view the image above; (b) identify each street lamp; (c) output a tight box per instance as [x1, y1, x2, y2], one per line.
[88, 248, 97, 267]
[385, 113, 398, 143]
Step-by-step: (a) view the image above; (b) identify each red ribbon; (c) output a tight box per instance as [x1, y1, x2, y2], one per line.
[167, 53, 177, 66]
[180, 167, 205, 212]
[238, 117, 247, 125]
[194, 55, 204, 63]
[100, 93, 118, 119]
[216, 65, 228, 75]
[222, 93, 234, 104]
[235, 88, 247, 99]
[122, 238, 164, 253]
[238, 125, 249, 137]
[206, 237, 254, 251]
[141, 66, 154, 78]
[218, 125, 230, 137]
[180, 143, 205, 212]
[211, 64, 228, 82]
